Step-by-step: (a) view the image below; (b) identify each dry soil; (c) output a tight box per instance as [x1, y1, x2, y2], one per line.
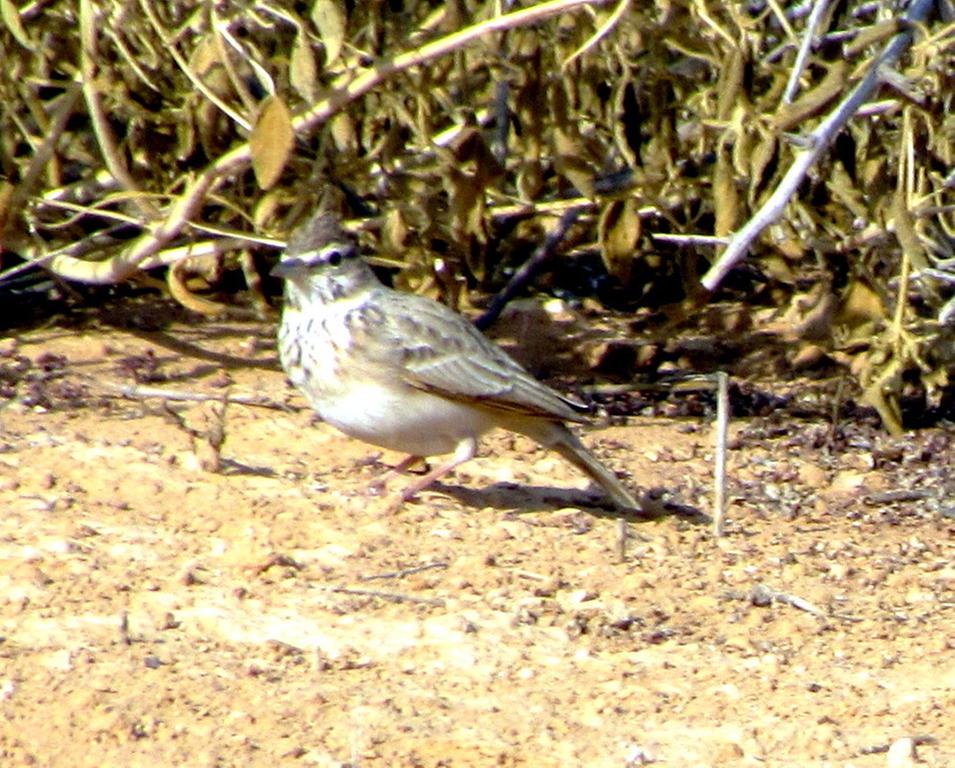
[0, 315, 952, 767]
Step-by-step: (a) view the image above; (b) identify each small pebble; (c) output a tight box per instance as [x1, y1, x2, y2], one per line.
[886, 737, 916, 768]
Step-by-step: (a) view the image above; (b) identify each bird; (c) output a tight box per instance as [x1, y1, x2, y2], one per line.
[271, 211, 639, 512]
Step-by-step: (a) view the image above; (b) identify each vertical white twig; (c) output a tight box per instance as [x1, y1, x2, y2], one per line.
[616, 517, 627, 563]
[713, 371, 730, 537]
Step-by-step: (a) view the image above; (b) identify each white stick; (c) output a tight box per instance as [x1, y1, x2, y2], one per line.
[713, 371, 729, 537]
[782, 0, 833, 104]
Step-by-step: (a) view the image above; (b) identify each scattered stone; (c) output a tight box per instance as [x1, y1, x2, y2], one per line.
[886, 737, 917, 768]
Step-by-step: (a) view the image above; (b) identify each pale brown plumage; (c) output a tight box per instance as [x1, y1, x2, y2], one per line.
[273, 211, 639, 511]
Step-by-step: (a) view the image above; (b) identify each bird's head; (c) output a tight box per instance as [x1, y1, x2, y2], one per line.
[271, 212, 376, 302]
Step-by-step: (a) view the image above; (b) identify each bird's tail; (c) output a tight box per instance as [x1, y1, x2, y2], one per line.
[538, 423, 640, 511]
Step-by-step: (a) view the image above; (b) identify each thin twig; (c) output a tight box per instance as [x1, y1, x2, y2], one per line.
[490, 197, 600, 219]
[0, 83, 82, 249]
[475, 206, 584, 330]
[652, 233, 729, 247]
[766, 587, 826, 617]
[749, 583, 826, 617]
[105, 383, 296, 411]
[139, 0, 253, 131]
[824, 373, 847, 454]
[79, 0, 157, 218]
[331, 587, 446, 607]
[562, 0, 629, 71]
[359, 561, 449, 581]
[765, 0, 798, 44]
[700, 0, 935, 292]
[118, 610, 131, 646]
[782, 0, 832, 103]
[0, 230, 262, 287]
[211, 6, 270, 114]
[616, 517, 627, 563]
[712, 371, 729, 537]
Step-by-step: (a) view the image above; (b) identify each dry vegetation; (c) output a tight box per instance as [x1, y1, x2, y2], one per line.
[2, 3, 955, 765]
[0, 1, 953, 427]
[2, 0, 954, 430]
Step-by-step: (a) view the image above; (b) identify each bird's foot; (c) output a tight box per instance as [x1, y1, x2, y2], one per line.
[369, 455, 428, 497]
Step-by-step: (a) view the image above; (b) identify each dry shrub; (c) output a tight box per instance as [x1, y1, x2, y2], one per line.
[0, 0, 952, 429]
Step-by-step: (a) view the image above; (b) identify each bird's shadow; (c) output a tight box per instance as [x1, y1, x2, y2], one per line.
[420, 481, 709, 524]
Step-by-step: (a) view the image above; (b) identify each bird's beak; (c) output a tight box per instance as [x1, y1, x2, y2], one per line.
[270, 258, 303, 278]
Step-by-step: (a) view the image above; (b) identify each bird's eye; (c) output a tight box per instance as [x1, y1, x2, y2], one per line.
[326, 249, 343, 266]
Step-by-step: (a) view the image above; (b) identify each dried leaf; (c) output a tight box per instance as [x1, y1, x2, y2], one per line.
[250, 96, 295, 191]
[862, 374, 903, 436]
[554, 128, 595, 198]
[253, 191, 283, 230]
[613, 79, 641, 168]
[1, 0, 33, 50]
[827, 164, 868, 221]
[839, 280, 885, 327]
[329, 112, 358, 154]
[717, 47, 744, 121]
[516, 160, 544, 202]
[844, 19, 903, 56]
[0, 181, 13, 236]
[189, 35, 222, 82]
[774, 61, 848, 130]
[773, 285, 836, 340]
[598, 198, 641, 283]
[290, 31, 318, 102]
[749, 132, 778, 202]
[381, 208, 409, 254]
[550, 77, 604, 190]
[713, 143, 738, 237]
[311, 0, 346, 66]
[514, 48, 544, 157]
[449, 128, 503, 189]
[730, 110, 753, 177]
[167, 259, 228, 317]
[445, 167, 485, 241]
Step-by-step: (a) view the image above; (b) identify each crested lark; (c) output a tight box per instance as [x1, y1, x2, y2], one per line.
[272, 211, 639, 511]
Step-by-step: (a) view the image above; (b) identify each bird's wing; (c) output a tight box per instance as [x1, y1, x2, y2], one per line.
[352, 288, 589, 423]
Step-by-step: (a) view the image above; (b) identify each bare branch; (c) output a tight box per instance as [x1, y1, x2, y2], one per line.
[475, 206, 584, 330]
[782, 0, 833, 104]
[78, 0, 157, 217]
[105, 383, 295, 411]
[700, 0, 936, 293]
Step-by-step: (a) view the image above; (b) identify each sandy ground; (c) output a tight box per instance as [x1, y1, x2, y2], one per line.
[0, 313, 952, 767]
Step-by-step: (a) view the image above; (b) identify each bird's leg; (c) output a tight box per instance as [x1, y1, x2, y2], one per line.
[368, 454, 426, 495]
[385, 437, 477, 512]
